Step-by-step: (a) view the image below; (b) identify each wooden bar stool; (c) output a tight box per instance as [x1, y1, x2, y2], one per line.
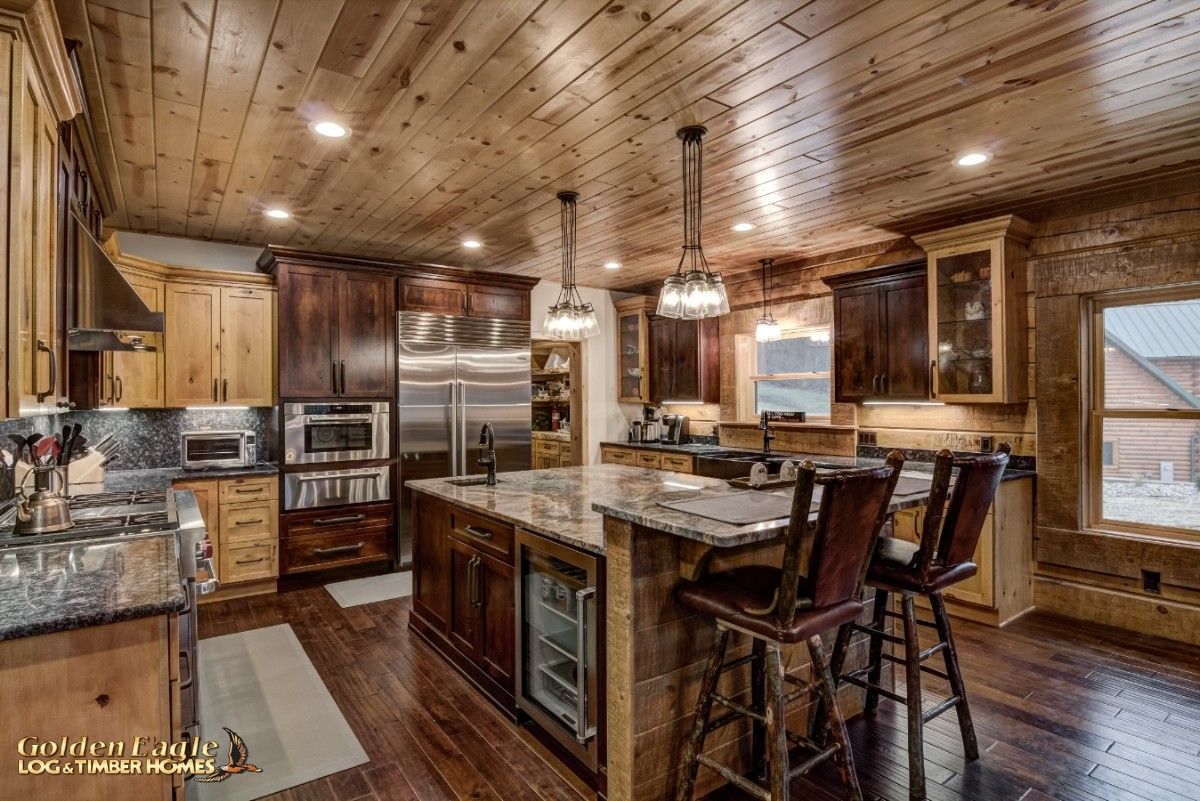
[834, 444, 1011, 801]
[674, 453, 904, 801]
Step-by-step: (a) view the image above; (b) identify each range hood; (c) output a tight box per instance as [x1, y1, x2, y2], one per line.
[67, 214, 164, 351]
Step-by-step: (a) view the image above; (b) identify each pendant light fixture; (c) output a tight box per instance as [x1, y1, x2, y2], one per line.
[657, 126, 729, 319]
[755, 257, 781, 342]
[543, 191, 599, 339]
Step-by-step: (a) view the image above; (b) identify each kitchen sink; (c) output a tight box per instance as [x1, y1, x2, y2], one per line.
[447, 476, 500, 487]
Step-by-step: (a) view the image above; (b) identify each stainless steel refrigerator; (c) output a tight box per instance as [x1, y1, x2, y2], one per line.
[396, 311, 532, 566]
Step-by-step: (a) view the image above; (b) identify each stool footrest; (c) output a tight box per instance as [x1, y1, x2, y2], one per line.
[922, 694, 962, 724]
[841, 672, 906, 704]
[788, 742, 841, 779]
[919, 641, 948, 662]
[878, 650, 950, 680]
[882, 608, 938, 628]
[852, 623, 904, 646]
[720, 653, 758, 673]
[695, 755, 770, 801]
[711, 692, 766, 725]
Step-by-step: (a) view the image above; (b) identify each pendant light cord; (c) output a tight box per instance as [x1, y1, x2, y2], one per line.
[760, 257, 773, 317]
[558, 191, 580, 306]
[676, 126, 710, 276]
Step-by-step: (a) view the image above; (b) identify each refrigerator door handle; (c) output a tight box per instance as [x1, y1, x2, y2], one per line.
[448, 380, 458, 476]
[574, 586, 597, 745]
[458, 379, 467, 477]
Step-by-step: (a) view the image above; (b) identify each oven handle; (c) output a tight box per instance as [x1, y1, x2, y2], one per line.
[195, 558, 220, 595]
[294, 470, 384, 482]
[303, 416, 375, 424]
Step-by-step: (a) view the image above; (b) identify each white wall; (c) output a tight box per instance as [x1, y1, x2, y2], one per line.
[531, 282, 640, 463]
[116, 231, 263, 272]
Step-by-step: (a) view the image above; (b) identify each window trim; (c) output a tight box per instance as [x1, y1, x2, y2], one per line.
[735, 325, 832, 422]
[1085, 285, 1200, 543]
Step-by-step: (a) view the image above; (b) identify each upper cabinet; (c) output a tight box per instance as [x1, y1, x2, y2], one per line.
[825, 261, 929, 403]
[647, 316, 720, 404]
[614, 296, 656, 403]
[275, 262, 395, 400]
[397, 276, 529, 321]
[164, 282, 274, 407]
[914, 215, 1032, 404]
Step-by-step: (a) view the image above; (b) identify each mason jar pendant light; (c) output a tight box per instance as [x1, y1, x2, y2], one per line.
[755, 257, 781, 342]
[657, 126, 729, 319]
[543, 191, 599, 339]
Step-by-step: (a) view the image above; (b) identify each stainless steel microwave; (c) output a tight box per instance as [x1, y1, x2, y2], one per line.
[181, 430, 257, 470]
[283, 402, 390, 465]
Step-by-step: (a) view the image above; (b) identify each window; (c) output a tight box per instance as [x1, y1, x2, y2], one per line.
[737, 327, 832, 420]
[1089, 289, 1200, 538]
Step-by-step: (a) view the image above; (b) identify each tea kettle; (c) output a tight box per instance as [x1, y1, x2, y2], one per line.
[13, 466, 73, 535]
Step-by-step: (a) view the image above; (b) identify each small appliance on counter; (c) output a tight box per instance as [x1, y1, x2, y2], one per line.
[627, 420, 642, 443]
[660, 414, 689, 445]
[641, 406, 661, 443]
[181, 429, 257, 470]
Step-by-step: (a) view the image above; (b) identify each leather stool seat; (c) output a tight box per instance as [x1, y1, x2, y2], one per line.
[867, 538, 977, 594]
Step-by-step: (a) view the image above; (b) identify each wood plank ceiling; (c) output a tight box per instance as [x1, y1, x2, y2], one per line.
[56, 0, 1200, 289]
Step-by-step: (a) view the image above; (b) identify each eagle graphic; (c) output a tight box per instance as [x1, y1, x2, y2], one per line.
[195, 728, 262, 782]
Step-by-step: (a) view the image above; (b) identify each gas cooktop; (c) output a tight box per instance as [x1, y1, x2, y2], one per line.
[0, 488, 179, 548]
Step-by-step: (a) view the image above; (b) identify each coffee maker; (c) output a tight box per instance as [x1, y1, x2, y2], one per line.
[660, 414, 689, 445]
[641, 407, 661, 443]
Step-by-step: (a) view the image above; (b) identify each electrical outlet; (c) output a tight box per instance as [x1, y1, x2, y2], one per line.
[1142, 570, 1161, 594]
[857, 430, 877, 446]
[980, 435, 994, 452]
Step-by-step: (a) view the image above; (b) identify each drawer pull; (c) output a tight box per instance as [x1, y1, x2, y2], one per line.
[313, 542, 365, 556]
[459, 525, 493, 540]
[235, 557, 267, 565]
[234, 518, 266, 526]
[234, 487, 263, 494]
[313, 514, 366, 526]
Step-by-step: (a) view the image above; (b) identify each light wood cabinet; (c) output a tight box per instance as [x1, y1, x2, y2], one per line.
[533, 438, 576, 469]
[914, 215, 1031, 404]
[600, 445, 637, 466]
[102, 272, 165, 407]
[615, 296, 657, 403]
[164, 282, 274, 407]
[175, 475, 279, 602]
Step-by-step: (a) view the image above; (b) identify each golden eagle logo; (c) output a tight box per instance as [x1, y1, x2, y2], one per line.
[195, 728, 262, 782]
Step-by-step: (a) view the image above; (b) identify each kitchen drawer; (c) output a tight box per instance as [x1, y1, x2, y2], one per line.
[636, 450, 662, 469]
[447, 504, 514, 563]
[281, 502, 394, 539]
[282, 527, 393, 574]
[602, 446, 635, 465]
[219, 476, 276, 504]
[661, 453, 694, 473]
[533, 439, 561, 457]
[224, 538, 277, 583]
[220, 500, 276, 543]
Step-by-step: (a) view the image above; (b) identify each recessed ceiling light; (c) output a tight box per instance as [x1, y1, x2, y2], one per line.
[604, 261, 620, 270]
[310, 120, 350, 138]
[956, 152, 990, 166]
[731, 222, 755, 232]
[264, 208, 290, 219]
[462, 240, 482, 249]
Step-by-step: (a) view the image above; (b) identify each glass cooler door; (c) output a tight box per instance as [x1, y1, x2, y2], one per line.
[516, 531, 598, 768]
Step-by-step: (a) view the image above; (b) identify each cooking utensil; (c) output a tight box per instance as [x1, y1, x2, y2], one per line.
[69, 435, 87, 460]
[8, 435, 27, 463]
[24, 433, 42, 461]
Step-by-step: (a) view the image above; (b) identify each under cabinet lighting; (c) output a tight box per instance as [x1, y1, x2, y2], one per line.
[99, 407, 129, 412]
[862, 401, 946, 407]
[186, 406, 251, 411]
[264, 208, 291, 220]
[955, 152, 990, 166]
[462, 240, 482, 249]
[309, 120, 350, 139]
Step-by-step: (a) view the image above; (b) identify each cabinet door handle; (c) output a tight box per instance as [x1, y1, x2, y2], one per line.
[331, 360, 339, 395]
[36, 340, 56, 403]
[115, 375, 123, 402]
[312, 542, 365, 556]
[313, 513, 366, 526]
[467, 556, 479, 607]
[459, 525, 493, 541]
[340, 361, 346, 395]
[880, 373, 887, 394]
[929, 360, 937, 399]
[212, 378, 218, 402]
[222, 378, 228, 402]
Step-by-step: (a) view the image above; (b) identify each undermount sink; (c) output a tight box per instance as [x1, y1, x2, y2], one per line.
[446, 476, 500, 487]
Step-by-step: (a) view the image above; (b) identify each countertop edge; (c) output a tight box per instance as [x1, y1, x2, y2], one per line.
[0, 593, 187, 642]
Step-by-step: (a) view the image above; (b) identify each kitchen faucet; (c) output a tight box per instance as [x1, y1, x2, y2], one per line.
[759, 410, 775, 455]
[478, 422, 497, 486]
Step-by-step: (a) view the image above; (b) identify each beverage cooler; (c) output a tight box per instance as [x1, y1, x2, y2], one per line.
[516, 530, 601, 772]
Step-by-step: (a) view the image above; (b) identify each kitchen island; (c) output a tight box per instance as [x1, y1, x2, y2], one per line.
[407, 463, 977, 801]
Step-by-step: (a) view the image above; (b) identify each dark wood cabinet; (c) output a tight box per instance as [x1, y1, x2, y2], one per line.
[467, 284, 529, 321]
[279, 501, 395, 575]
[276, 263, 395, 399]
[412, 493, 451, 631]
[647, 316, 720, 404]
[825, 261, 928, 402]
[400, 277, 467, 315]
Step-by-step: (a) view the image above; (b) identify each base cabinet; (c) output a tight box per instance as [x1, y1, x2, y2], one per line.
[279, 501, 395, 575]
[600, 445, 694, 474]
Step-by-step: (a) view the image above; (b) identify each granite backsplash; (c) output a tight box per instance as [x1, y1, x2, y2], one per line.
[0, 407, 277, 470]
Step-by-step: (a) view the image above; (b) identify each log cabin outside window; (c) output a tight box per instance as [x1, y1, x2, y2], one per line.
[742, 327, 832, 419]
[1088, 289, 1200, 539]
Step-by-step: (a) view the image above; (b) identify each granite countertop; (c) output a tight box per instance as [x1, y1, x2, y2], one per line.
[408, 464, 733, 555]
[112, 463, 279, 484]
[0, 533, 186, 641]
[532, 430, 571, 442]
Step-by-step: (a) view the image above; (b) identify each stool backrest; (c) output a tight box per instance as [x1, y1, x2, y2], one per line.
[776, 452, 904, 625]
[918, 443, 1011, 572]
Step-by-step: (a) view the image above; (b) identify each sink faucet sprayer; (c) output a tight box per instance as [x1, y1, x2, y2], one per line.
[478, 423, 497, 486]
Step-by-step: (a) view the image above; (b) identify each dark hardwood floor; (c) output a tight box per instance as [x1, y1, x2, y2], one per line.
[199, 587, 1200, 801]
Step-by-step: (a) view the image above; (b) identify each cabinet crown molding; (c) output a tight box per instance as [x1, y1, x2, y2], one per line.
[257, 245, 540, 291]
[0, 0, 82, 121]
[911, 214, 1034, 251]
[105, 235, 275, 287]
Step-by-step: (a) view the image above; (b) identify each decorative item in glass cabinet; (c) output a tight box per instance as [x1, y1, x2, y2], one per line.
[544, 191, 599, 339]
[656, 126, 729, 319]
[755, 257, 781, 342]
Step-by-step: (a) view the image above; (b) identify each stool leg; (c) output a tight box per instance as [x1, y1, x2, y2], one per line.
[930, 593, 979, 760]
[864, 587, 889, 717]
[751, 638, 768, 780]
[676, 626, 730, 801]
[764, 642, 790, 801]
[809, 635, 864, 801]
[900, 593, 927, 801]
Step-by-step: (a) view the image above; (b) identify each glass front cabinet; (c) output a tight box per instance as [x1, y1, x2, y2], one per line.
[614, 296, 657, 403]
[914, 215, 1032, 404]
